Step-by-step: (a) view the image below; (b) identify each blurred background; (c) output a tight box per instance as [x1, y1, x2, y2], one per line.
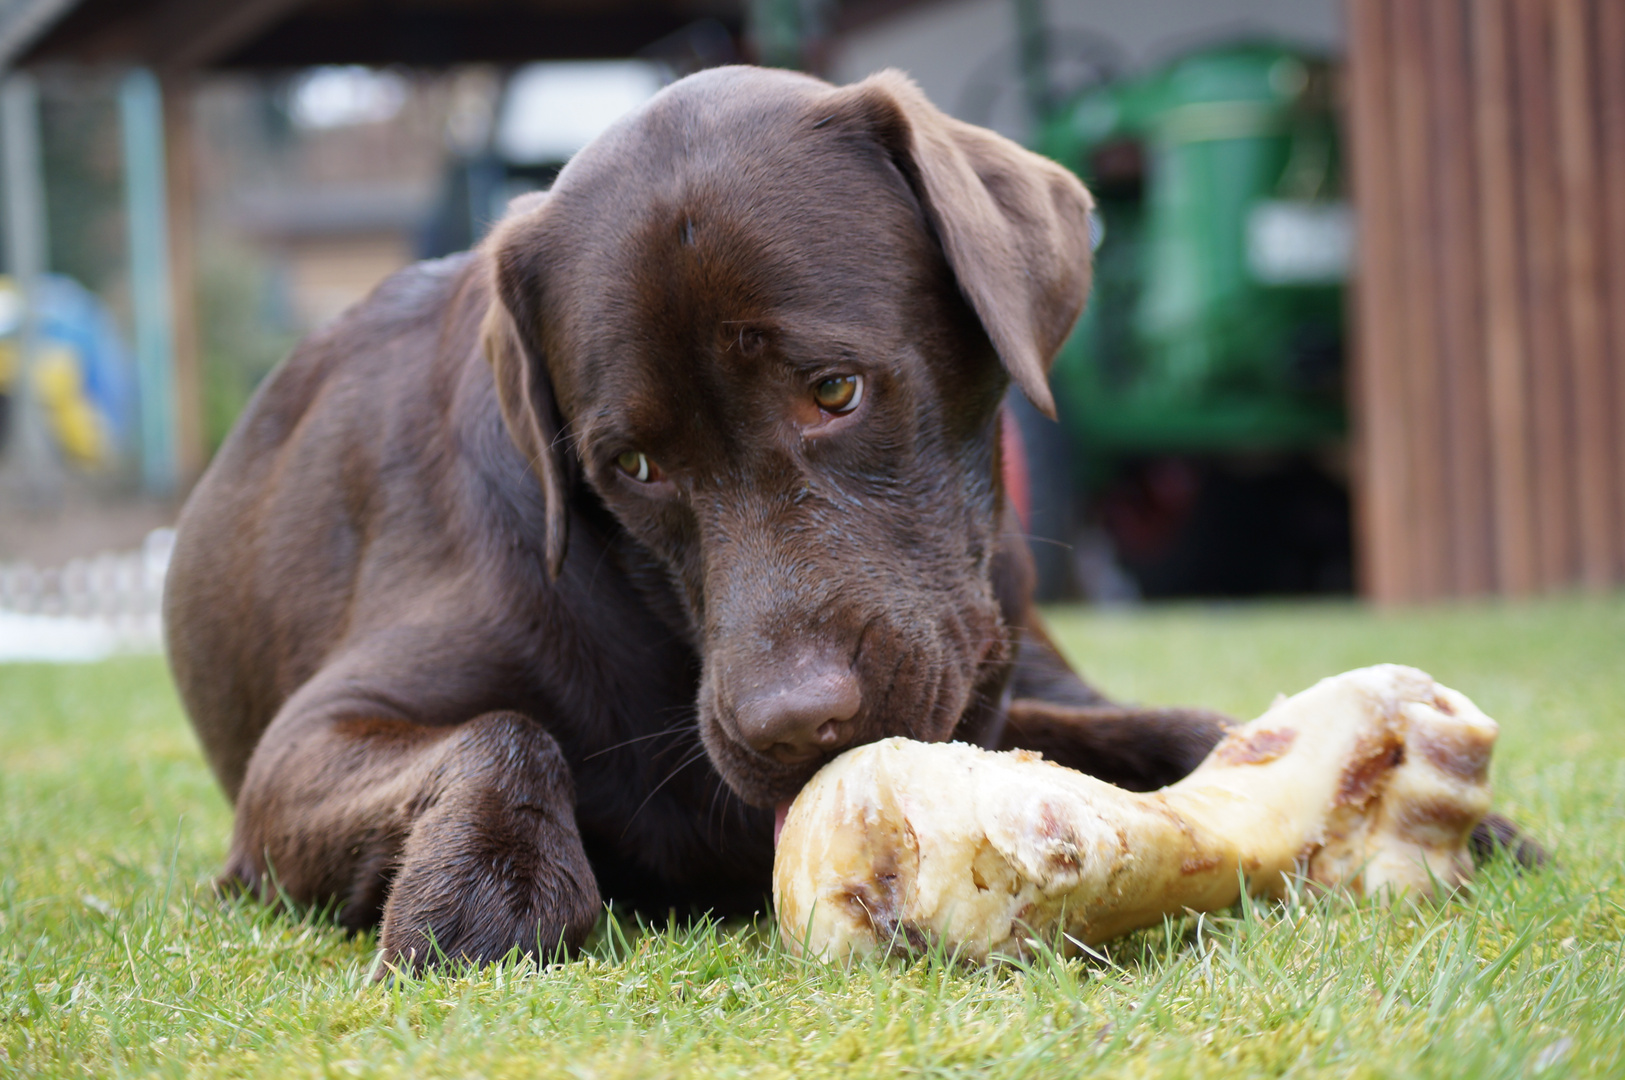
[0, 0, 1621, 661]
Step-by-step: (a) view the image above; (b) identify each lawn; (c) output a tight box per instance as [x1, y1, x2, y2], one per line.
[3, 596, 1623, 1078]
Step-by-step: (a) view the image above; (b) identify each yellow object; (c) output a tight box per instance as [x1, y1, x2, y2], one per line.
[0, 276, 17, 390]
[33, 346, 107, 467]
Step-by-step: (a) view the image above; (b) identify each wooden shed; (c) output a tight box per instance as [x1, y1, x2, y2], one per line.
[1346, 0, 1625, 601]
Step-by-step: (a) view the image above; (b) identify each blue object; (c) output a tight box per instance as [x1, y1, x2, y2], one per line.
[0, 272, 137, 465]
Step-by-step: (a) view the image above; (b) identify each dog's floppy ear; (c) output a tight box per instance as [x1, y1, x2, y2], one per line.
[481, 194, 570, 578]
[836, 70, 1094, 420]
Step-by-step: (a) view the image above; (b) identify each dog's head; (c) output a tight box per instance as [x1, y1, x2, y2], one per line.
[482, 66, 1093, 807]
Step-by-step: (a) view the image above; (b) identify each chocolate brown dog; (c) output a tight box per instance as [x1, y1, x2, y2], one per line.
[164, 66, 1524, 972]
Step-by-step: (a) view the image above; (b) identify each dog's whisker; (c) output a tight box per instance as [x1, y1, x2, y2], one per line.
[621, 745, 711, 839]
[583, 725, 696, 760]
[1015, 533, 1076, 552]
[583, 532, 616, 596]
[705, 771, 732, 848]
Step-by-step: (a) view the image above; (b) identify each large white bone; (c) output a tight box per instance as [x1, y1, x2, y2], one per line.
[773, 664, 1497, 962]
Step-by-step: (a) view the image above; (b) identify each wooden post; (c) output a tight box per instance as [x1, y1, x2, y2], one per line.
[1552, 0, 1615, 590]
[1594, 0, 1625, 584]
[1426, 0, 1493, 596]
[1512, 0, 1577, 590]
[160, 68, 204, 485]
[1346, 0, 1411, 603]
[1391, 0, 1449, 599]
[1472, 0, 1538, 596]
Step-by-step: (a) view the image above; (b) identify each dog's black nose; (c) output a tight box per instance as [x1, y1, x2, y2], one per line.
[734, 665, 862, 765]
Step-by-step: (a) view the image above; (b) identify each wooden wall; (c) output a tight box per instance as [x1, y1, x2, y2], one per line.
[1346, 0, 1625, 601]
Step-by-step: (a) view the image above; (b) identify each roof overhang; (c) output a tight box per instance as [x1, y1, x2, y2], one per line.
[1, 0, 927, 72]
[0, 0, 81, 70]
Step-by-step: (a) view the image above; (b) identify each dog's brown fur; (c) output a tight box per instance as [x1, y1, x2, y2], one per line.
[165, 67, 1526, 972]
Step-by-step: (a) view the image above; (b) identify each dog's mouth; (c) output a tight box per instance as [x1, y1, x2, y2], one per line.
[774, 800, 792, 847]
[701, 615, 1003, 820]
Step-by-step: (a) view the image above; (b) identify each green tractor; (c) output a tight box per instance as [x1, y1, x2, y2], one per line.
[1017, 41, 1354, 599]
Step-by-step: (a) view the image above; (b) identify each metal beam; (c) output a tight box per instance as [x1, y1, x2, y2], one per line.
[0, 72, 58, 498]
[0, 0, 79, 72]
[226, 6, 728, 68]
[144, 0, 309, 68]
[119, 68, 177, 497]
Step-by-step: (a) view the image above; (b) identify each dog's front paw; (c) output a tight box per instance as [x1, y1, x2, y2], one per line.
[377, 798, 602, 974]
[375, 714, 603, 974]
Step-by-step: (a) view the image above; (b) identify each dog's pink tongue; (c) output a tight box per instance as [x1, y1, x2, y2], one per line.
[774, 801, 792, 847]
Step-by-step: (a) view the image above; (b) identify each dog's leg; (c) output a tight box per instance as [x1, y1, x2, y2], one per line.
[1001, 613, 1544, 867]
[997, 698, 1235, 792]
[228, 707, 601, 972]
[994, 614, 1234, 790]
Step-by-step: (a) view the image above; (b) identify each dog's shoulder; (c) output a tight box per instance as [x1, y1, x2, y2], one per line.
[226, 252, 485, 454]
[310, 250, 481, 358]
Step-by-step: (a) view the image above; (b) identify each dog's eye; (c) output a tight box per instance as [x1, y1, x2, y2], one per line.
[813, 375, 863, 414]
[615, 451, 662, 483]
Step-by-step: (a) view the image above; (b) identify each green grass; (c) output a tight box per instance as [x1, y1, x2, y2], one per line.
[4, 596, 1624, 1078]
